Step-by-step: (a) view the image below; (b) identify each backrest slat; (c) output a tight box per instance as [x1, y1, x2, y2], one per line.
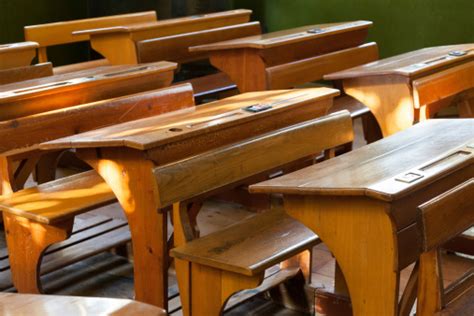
[418, 178, 474, 251]
[0, 83, 195, 155]
[137, 22, 261, 64]
[154, 111, 353, 208]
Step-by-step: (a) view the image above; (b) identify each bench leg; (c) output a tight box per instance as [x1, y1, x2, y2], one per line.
[3, 213, 73, 293]
[361, 113, 383, 144]
[417, 249, 444, 316]
[190, 263, 263, 316]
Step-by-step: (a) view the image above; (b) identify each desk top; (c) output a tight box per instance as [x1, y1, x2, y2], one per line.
[189, 20, 372, 51]
[250, 119, 474, 201]
[0, 62, 176, 102]
[0, 41, 38, 54]
[325, 44, 474, 80]
[74, 9, 252, 36]
[40, 87, 339, 151]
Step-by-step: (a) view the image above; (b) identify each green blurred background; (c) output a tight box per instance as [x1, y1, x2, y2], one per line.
[1, 0, 472, 65]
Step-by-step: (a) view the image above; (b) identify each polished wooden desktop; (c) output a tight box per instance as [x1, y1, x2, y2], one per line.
[250, 119, 474, 316]
[189, 21, 376, 92]
[0, 41, 38, 70]
[325, 44, 474, 136]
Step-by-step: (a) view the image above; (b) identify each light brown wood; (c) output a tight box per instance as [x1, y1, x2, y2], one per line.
[190, 21, 372, 51]
[416, 179, 474, 316]
[3, 212, 73, 293]
[0, 171, 114, 224]
[0, 84, 194, 155]
[0, 62, 176, 121]
[418, 179, 474, 251]
[266, 42, 379, 89]
[325, 44, 474, 135]
[196, 21, 372, 93]
[325, 44, 474, 80]
[155, 111, 353, 208]
[250, 119, 474, 316]
[0, 63, 53, 85]
[24, 11, 157, 63]
[171, 210, 318, 276]
[0, 293, 166, 315]
[79, 148, 169, 309]
[137, 21, 261, 64]
[77, 9, 252, 65]
[0, 41, 38, 70]
[40, 88, 339, 151]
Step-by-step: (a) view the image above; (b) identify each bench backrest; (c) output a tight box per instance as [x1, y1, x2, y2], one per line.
[418, 178, 474, 251]
[137, 22, 261, 64]
[154, 111, 353, 208]
[0, 83, 195, 155]
[24, 11, 157, 62]
[0, 63, 53, 85]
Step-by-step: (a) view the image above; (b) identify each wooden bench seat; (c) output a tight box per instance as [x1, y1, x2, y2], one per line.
[171, 210, 318, 276]
[0, 170, 119, 293]
[163, 111, 354, 315]
[0, 292, 166, 315]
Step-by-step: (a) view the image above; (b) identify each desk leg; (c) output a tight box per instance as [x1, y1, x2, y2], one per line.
[285, 196, 399, 316]
[209, 49, 267, 93]
[343, 76, 415, 136]
[79, 148, 168, 309]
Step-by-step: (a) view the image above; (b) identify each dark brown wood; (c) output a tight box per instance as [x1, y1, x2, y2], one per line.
[0, 63, 53, 85]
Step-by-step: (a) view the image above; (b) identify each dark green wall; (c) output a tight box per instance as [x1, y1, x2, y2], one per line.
[235, 0, 474, 58]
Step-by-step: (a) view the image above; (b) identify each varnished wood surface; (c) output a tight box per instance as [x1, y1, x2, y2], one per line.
[24, 11, 157, 63]
[0, 63, 53, 85]
[325, 44, 474, 80]
[250, 119, 474, 201]
[0, 62, 177, 121]
[0, 293, 166, 315]
[171, 210, 318, 276]
[0, 41, 38, 70]
[0, 84, 194, 155]
[418, 178, 474, 251]
[189, 21, 372, 51]
[73, 9, 252, 37]
[40, 88, 339, 150]
[0, 171, 114, 224]
[155, 111, 353, 208]
[137, 21, 262, 64]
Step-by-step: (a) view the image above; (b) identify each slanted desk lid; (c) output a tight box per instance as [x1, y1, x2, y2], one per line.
[250, 119, 474, 201]
[325, 44, 474, 80]
[40, 88, 339, 151]
[190, 20, 372, 51]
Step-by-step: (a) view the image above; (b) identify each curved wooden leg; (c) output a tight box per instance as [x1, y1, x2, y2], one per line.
[79, 148, 168, 309]
[3, 213, 72, 293]
[417, 250, 444, 316]
[190, 263, 263, 316]
[285, 196, 400, 316]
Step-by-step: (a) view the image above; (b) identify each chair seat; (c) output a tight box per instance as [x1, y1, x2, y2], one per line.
[171, 210, 319, 276]
[0, 170, 115, 224]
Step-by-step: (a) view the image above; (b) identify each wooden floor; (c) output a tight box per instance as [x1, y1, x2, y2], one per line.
[2, 118, 472, 315]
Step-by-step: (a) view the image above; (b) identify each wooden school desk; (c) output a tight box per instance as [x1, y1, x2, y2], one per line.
[74, 9, 252, 65]
[250, 119, 474, 316]
[39, 87, 339, 309]
[325, 44, 474, 136]
[189, 21, 376, 92]
[0, 41, 38, 70]
[0, 61, 176, 121]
